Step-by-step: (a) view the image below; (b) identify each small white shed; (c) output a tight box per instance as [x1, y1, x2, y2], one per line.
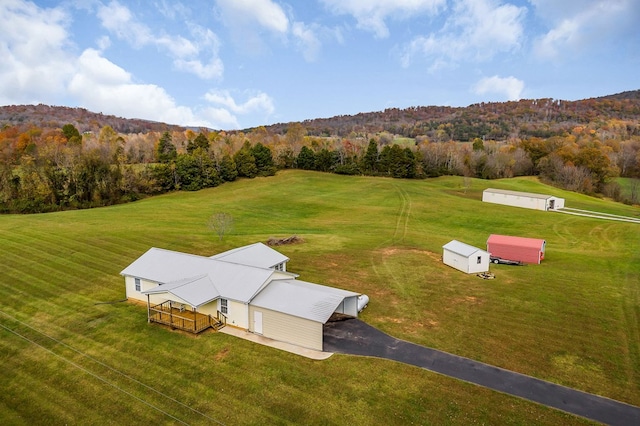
[482, 188, 565, 211]
[442, 240, 490, 274]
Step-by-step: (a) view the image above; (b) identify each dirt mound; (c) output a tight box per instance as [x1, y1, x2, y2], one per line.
[266, 235, 304, 246]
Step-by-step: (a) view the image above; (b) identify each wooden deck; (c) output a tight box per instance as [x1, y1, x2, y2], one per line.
[148, 301, 225, 334]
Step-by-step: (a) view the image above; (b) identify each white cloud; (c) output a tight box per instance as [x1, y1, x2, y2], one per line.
[215, 0, 290, 55]
[197, 89, 276, 129]
[216, 0, 289, 33]
[0, 0, 75, 104]
[0, 1, 246, 129]
[292, 22, 322, 62]
[215, 0, 332, 62]
[202, 108, 242, 130]
[68, 49, 208, 126]
[173, 27, 224, 79]
[97, 1, 153, 47]
[205, 90, 275, 115]
[321, 0, 446, 38]
[531, 0, 640, 59]
[401, 0, 526, 70]
[472, 75, 524, 101]
[97, 1, 223, 79]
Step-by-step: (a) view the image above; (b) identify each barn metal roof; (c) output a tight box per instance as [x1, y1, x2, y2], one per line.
[483, 188, 557, 200]
[442, 240, 488, 257]
[487, 234, 546, 249]
[209, 242, 289, 269]
[120, 247, 277, 304]
[251, 279, 360, 323]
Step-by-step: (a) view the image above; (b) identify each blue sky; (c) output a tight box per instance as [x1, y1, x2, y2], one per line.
[1, 0, 639, 130]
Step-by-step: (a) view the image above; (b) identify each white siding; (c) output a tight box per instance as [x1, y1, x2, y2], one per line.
[442, 249, 489, 274]
[125, 276, 161, 303]
[338, 296, 359, 317]
[188, 299, 249, 328]
[483, 191, 545, 210]
[443, 249, 470, 273]
[248, 306, 323, 351]
[482, 189, 565, 211]
[468, 253, 490, 273]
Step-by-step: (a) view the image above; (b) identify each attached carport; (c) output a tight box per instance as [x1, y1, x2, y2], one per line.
[249, 279, 360, 351]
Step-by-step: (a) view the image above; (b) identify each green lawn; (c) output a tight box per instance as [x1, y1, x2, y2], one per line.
[1, 170, 638, 425]
[616, 177, 640, 202]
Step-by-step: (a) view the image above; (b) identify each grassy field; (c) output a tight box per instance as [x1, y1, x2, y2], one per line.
[616, 177, 640, 202]
[1, 170, 638, 425]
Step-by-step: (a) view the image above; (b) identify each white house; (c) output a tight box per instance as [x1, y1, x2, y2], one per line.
[482, 188, 565, 211]
[120, 242, 364, 351]
[442, 240, 490, 274]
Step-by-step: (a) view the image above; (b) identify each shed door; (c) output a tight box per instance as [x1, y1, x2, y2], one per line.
[254, 311, 263, 334]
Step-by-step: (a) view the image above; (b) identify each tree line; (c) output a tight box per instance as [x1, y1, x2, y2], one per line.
[1, 120, 639, 213]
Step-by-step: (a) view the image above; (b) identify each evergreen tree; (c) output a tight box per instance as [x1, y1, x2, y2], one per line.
[219, 154, 238, 182]
[233, 141, 258, 178]
[314, 148, 337, 172]
[175, 148, 220, 191]
[296, 146, 316, 170]
[362, 139, 379, 174]
[186, 132, 210, 154]
[251, 142, 276, 176]
[156, 131, 177, 163]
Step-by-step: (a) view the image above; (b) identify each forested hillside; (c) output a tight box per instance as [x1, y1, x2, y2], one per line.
[0, 104, 186, 134]
[263, 90, 640, 140]
[1, 90, 639, 213]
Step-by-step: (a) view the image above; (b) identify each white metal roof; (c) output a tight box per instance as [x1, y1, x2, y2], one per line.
[443, 240, 488, 257]
[251, 279, 360, 323]
[142, 274, 220, 307]
[120, 247, 275, 304]
[209, 242, 289, 269]
[483, 188, 557, 200]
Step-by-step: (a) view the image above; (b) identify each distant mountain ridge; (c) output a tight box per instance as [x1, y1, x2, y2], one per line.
[259, 90, 640, 139]
[0, 104, 188, 134]
[1, 89, 639, 139]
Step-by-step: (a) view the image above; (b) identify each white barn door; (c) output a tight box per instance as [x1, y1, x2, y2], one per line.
[254, 311, 263, 334]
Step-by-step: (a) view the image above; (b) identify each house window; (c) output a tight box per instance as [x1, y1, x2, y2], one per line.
[220, 299, 228, 314]
[477, 256, 482, 264]
[274, 263, 283, 271]
[134, 278, 141, 291]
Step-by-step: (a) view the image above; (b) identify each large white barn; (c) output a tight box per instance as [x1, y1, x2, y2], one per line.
[121, 243, 364, 351]
[482, 188, 565, 211]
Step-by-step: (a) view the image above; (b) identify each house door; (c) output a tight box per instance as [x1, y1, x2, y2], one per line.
[254, 311, 263, 334]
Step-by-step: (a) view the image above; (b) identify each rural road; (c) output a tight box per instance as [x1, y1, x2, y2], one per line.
[323, 318, 640, 426]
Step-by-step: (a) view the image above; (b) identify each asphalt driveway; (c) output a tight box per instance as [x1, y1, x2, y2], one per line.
[323, 318, 640, 426]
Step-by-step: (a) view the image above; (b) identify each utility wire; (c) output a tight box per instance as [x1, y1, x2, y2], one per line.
[0, 310, 226, 426]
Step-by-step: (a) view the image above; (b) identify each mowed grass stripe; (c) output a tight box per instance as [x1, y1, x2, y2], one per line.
[4, 228, 126, 274]
[1, 311, 232, 424]
[0, 170, 637, 424]
[0, 322, 198, 424]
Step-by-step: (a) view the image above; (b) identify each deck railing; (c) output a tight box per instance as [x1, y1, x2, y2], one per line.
[148, 301, 209, 333]
[148, 301, 225, 334]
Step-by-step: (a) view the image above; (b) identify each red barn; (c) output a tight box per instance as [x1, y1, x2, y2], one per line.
[486, 234, 546, 264]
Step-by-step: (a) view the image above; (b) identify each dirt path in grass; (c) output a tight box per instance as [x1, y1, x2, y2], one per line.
[323, 318, 640, 426]
[392, 183, 411, 244]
